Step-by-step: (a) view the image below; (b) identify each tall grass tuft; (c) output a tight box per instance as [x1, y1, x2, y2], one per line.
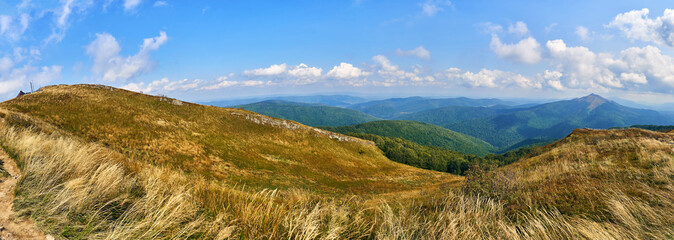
[0, 119, 672, 239]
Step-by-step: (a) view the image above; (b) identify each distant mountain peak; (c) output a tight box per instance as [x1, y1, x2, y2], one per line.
[576, 93, 609, 110]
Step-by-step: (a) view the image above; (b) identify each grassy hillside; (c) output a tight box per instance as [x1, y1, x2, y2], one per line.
[322, 120, 494, 156]
[235, 100, 379, 127]
[464, 128, 674, 238]
[0, 85, 450, 195]
[348, 96, 513, 119]
[0, 85, 671, 239]
[2, 109, 672, 238]
[448, 94, 673, 149]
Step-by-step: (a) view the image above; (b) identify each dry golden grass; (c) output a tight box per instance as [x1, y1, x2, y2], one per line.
[0, 85, 672, 239]
[1, 122, 673, 239]
[0, 84, 453, 194]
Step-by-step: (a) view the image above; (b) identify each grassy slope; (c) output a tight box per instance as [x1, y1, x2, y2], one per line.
[236, 100, 380, 127]
[466, 128, 674, 225]
[0, 85, 453, 194]
[0, 91, 672, 238]
[322, 120, 494, 156]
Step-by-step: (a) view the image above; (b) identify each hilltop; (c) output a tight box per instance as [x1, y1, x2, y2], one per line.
[322, 120, 494, 156]
[464, 128, 674, 238]
[235, 100, 380, 127]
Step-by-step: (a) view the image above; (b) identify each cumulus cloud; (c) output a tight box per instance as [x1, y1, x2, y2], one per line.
[243, 63, 287, 76]
[544, 39, 674, 91]
[546, 39, 622, 88]
[420, 0, 452, 17]
[326, 62, 370, 79]
[288, 63, 322, 78]
[242, 63, 322, 85]
[608, 8, 674, 46]
[395, 46, 431, 60]
[373, 55, 434, 84]
[490, 35, 542, 64]
[86, 31, 168, 82]
[508, 21, 529, 36]
[619, 45, 674, 87]
[441, 67, 540, 89]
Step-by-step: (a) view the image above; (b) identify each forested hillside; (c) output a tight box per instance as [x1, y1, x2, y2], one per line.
[322, 120, 494, 155]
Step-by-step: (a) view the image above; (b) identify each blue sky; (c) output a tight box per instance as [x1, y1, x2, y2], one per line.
[1, 0, 674, 104]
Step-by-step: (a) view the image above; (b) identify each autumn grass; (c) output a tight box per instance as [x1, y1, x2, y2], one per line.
[0, 85, 672, 239]
[0, 117, 672, 239]
[0, 84, 452, 194]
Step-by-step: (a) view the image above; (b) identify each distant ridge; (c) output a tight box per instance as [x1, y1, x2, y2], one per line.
[235, 100, 380, 127]
[446, 93, 673, 149]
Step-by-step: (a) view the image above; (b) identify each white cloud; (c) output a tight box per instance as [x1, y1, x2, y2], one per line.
[395, 46, 431, 60]
[242, 63, 322, 85]
[576, 26, 590, 41]
[124, 0, 143, 11]
[326, 62, 370, 79]
[546, 39, 622, 89]
[420, 0, 452, 17]
[243, 63, 287, 76]
[540, 70, 565, 90]
[508, 21, 529, 36]
[545, 23, 558, 33]
[619, 45, 674, 87]
[46, 0, 94, 43]
[490, 35, 542, 64]
[544, 39, 674, 91]
[441, 67, 540, 89]
[288, 63, 322, 78]
[608, 8, 674, 46]
[0, 65, 62, 96]
[620, 72, 648, 84]
[86, 31, 168, 82]
[123, 77, 201, 93]
[480, 22, 503, 33]
[373, 55, 433, 83]
[0, 13, 29, 41]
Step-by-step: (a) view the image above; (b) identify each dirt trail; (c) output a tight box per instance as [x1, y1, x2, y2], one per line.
[0, 149, 52, 240]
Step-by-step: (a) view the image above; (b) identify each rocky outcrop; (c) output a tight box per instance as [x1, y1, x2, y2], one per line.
[230, 112, 373, 145]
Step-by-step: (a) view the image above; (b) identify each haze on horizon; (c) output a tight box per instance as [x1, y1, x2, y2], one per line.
[1, 0, 674, 105]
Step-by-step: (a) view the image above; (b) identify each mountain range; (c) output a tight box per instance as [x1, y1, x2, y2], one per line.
[231, 93, 672, 153]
